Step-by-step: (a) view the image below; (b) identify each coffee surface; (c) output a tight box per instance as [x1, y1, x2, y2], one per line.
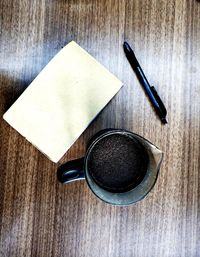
[88, 133, 149, 192]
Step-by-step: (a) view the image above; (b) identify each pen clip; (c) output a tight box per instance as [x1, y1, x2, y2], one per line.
[150, 86, 167, 116]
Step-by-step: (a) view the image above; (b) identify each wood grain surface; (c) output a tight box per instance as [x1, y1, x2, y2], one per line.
[0, 0, 200, 256]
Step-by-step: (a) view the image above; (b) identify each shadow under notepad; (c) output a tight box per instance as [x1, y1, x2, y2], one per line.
[0, 73, 31, 115]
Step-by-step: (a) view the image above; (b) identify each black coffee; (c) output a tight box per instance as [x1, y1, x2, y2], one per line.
[87, 133, 149, 193]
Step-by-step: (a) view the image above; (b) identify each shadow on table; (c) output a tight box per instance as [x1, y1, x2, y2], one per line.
[0, 73, 31, 115]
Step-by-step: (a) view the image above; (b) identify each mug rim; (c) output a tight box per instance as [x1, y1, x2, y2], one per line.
[84, 129, 163, 205]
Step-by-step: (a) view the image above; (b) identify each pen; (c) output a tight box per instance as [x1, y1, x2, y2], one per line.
[123, 41, 167, 124]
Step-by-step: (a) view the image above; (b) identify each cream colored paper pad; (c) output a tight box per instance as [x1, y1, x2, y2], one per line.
[3, 41, 123, 162]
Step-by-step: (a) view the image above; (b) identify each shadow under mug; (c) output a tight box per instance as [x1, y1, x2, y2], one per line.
[57, 129, 163, 205]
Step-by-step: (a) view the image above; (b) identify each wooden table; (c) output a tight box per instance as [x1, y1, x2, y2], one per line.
[0, 0, 200, 256]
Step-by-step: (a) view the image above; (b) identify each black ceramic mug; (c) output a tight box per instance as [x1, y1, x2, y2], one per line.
[57, 129, 163, 205]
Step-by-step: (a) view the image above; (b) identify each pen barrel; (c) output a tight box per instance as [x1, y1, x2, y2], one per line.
[136, 67, 159, 106]
[136, 67, 167, 121]
[150, 86, 167, 116]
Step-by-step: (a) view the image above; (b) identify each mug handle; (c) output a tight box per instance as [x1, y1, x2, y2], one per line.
[57, 158, 85, 184]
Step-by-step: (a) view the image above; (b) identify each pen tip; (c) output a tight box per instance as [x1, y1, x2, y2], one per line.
[161, 118, 168, 124]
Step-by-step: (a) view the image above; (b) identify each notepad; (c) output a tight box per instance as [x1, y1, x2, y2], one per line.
[3, 41, 123, 162]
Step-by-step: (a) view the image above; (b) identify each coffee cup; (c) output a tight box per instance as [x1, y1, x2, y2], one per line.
[57, 129, 163, 205]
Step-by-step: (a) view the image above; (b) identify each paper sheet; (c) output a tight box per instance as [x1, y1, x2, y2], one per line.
[3, 41, 123, 162]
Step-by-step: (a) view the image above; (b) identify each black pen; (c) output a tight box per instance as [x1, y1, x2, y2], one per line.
[123, 41, 167, 124]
